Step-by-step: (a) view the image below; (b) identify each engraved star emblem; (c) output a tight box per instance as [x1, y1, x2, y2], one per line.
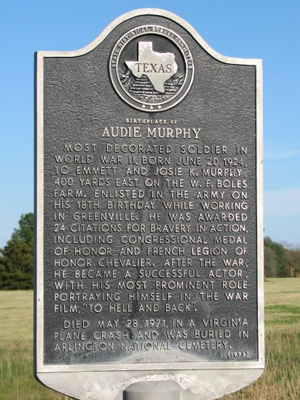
[150, 106, 154, 110]
[142, 104, 146, 109]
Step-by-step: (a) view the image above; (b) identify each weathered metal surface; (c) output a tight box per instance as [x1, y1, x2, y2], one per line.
[35, 9, 263, 400]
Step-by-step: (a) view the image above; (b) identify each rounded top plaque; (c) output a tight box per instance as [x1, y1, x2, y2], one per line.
[109, 25, 194, 112]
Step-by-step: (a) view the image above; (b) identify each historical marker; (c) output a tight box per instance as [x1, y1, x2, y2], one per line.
[35, 9, 264, 400]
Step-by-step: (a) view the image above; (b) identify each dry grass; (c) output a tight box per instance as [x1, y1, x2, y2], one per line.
[0, 279, 299, 399]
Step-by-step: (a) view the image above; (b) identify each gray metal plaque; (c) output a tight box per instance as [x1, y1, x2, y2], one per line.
[35, 9, 264, 400]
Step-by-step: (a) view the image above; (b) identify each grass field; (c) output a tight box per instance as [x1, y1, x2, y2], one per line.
[0, 278, 299, 400]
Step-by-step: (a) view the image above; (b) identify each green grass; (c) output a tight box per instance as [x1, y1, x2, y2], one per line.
[0, 279, 299, 399]
[0, 291, 67, 400]
[265, 304, 300, 325]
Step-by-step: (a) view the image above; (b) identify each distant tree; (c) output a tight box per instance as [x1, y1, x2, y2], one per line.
[264, 245, 277, 277]
[15, 212, 34, 243]
[284, 249, 300, 277]
[264, 237, 288, 277]
[280, 240, 300, 251]
[0, 213, 34, 289]
[273, 242, 287, 277]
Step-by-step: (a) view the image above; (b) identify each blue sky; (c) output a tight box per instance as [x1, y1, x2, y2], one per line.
[0, 0, 299, 247]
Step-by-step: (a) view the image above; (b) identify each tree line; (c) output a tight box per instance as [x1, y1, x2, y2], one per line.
[0, 213, 299, 289]
[264, 236, 300, 278]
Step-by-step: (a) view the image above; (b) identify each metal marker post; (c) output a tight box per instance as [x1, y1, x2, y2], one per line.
[124, 381, 181, 400]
